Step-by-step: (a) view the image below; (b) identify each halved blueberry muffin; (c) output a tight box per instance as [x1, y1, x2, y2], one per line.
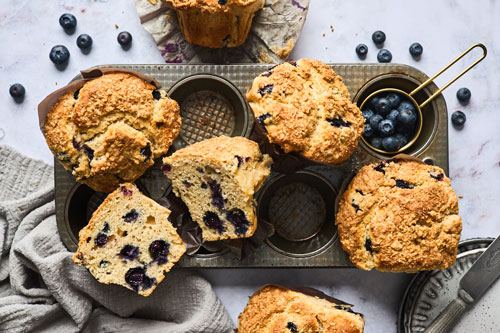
[72, 183, 186, 296]
[162, 136, 272, 241]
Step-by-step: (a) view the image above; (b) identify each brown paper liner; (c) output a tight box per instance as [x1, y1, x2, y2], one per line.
[37, 67, 161, 131]
[158, 190, 274, 259]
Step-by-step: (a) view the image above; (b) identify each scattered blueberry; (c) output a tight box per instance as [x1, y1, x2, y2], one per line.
[362, 109, 375, 121]
[327, 117, 351, 128]
[257, 84, 274, 96]
[374, 98, 391, 116]
[382, 136, 399, 151]
[117, 31, 133, 46]
[94, 233, 109, 247]
[363, 123, 374, 138]
[377, 49, 392, 63]
[371, 137, 382, 149]
[386, 109, 399, 124]
[152, 90, 162, 100]
[451, 110, 466, 129]
[386, 93, 401, 108]
[395, 179, 414, 189]
[369, 114, 384, 129]
[76, 34, 93, 49]
[456, 88, 471, 104]
[397, 108, 417, 128]
[9, 83, 25, 100]
[149, 240, 170, 265]
[49, 45, 70, 65]
[119, 245, 140, 261]
[378, 119, 395, 137]
[225, 209, 250, 235]
[372, 30, 386, 45]
[409, 43, 423, 57]
[207, 179, 224, 209]
[122, 209, 139, 223]
[59, 13, 77, 30]
[355, 43, 368, 58]
[203, 211, 225, 234]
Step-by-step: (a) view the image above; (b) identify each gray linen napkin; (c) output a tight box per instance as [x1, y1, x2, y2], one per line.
[0, 145, 234, 333]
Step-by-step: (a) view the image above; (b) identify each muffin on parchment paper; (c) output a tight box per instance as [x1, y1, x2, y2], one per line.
[335, 158, 462, 273]
[238, 285, 365, 332]
[42, 72, 181, 193]
[162, 136, 272, 241]
[73, 183, 186, 296]
[247, 58, 364, 165]
[162, 0, 265, 48]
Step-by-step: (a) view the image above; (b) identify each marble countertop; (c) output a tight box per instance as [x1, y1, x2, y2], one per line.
[1, 0, 500, 331]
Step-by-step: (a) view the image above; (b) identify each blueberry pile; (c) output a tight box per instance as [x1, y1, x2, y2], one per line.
[362, 92, 419, 152]
[355, 30, 424, 63]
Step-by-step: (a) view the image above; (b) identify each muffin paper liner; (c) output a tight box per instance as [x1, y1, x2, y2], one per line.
[37, 68, 161, 131]
[158, 190, 275, 259]
[133, 0, 310, 63]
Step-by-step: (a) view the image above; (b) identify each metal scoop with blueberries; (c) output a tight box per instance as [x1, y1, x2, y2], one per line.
[360, 43, 487, 154]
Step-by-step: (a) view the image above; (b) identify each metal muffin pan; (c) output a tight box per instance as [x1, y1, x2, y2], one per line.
[55, 63, 449, 267]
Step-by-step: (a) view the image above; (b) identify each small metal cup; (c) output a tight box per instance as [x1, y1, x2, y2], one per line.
[360, 43, 487, 154]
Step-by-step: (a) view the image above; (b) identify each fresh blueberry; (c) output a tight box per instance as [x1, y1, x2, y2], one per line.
[59, 13, 77, 30]
[76, 34, 93, 49]
[371, 137, 383, 149]
[375, 97, 391, 116]
[378, 119, 395, 137]
[49, 45, 70, 65]
[149, 240, 170, 265]
[456, 88, 471, 104]
[372, 30, 386, 45]
[382, 136, 399, 152]
[397, 108, 417, 128]
[377, 49, 392, 63]
[369, 114, 384, 129]
[371, 97, 380, 109]
[203, 211, 225, 234]
[9, 83, 25, 100]
[362, 109, 375, 121]
[394, 133, 408, 148]
[398, 100, 416, 113]
[451, 110, 466, 129]
[409, 43, 423, 57]
[225, 209, 250, 236]
[386, 93, 401, 108]
[386, 109, 399, 124]
[363, 123, 374, 138]
[117, 31, 133, 46]
[119, 245, 140, 261]
[122, 209, 139, 222]
[355, 44, 368, 58]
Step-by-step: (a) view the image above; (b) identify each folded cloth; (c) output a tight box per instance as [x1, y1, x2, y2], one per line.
[0, 145, 234, 333]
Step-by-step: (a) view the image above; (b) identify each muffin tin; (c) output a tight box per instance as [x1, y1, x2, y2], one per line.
[55, 63, 449, 267]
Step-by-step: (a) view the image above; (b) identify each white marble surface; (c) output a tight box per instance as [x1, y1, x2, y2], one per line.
[1, 0, 500, 331]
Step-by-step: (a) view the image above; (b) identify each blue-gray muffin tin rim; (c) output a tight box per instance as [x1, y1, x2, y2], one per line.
[55, 63, 449, 268]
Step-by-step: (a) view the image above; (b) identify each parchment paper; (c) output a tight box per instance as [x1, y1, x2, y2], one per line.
[134, 0, 310, 64]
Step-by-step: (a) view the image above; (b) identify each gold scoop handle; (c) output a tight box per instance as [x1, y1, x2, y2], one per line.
[410, 43, 487, 108]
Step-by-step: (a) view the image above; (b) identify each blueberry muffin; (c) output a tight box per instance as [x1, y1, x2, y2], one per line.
[162, 136, 272, 241]
[73, 183, 186, 296]
[162, 0, 265, 48]
[247, 59, 364, 165]
[336, 159, 462, 273]
[238, 285, 365, 333]
[43, 72, 181, 193]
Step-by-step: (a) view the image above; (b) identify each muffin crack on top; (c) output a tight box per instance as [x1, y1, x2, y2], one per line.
[43, 72, 181, 192]
[246, 58, 364, 165]
[336, 159, 462, 273]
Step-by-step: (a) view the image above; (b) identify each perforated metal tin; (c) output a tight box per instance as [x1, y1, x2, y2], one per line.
[398, 238, 499, 332]
[55, 63, 449, 267]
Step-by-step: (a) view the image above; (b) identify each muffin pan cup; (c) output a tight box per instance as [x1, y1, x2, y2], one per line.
[55, 63, 450, 267]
